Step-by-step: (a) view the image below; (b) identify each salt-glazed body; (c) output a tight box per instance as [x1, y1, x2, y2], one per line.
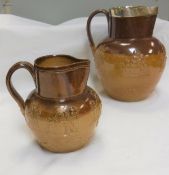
[87, 6, 166, 101]
[6, 55, 101, 152]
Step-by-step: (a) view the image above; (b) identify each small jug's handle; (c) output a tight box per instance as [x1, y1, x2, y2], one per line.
[87, 9, 110, 52]
[6, 62, 35, 116]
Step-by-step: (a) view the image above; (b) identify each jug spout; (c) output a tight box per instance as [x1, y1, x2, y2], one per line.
[110, 6, 158, 17]
[110, 6, 158, 39]
[34, 55, 90, 99]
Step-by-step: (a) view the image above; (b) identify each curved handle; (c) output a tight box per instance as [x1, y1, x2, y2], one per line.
[87, 9, 110, 52]
[6, 61, 35, 116]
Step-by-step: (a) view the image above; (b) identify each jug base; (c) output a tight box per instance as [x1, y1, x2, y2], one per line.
[37, 137, 92, 153]
[106, 91, 152, 102]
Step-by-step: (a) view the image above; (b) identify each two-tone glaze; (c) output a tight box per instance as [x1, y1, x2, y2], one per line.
[6, 55, 101, 152]
[87, 6, 166, 101]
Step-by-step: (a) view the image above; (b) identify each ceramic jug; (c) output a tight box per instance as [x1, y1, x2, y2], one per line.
[87, 6, 166, 101]
[6, 55, 101, 152]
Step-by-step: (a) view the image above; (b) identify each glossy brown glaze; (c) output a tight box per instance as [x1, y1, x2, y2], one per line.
[6, 55, 101, 152]
[35, 55, 90, 99]
[110, 15, 156, 39]
[87, 6, 166, 101]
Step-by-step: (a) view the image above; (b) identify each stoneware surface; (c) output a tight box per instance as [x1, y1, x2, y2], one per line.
[87, 7, 166, 101]
[6, 55, 101, 152]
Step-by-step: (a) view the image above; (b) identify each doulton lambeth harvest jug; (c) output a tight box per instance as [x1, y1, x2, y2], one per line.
[6, 55, 101, 152]
[87, 6, 166, 101]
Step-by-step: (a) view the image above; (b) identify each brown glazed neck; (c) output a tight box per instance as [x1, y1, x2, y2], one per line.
[34, 55, 90, 100]
[110, 15, 157, 39]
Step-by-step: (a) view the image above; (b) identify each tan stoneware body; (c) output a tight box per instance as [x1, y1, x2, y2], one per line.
[6, 55, 101, 152]
[87, 6, 166, 101]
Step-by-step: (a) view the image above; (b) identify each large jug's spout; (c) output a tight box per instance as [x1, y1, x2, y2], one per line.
[110, 6, 158, 39]
[110, 6, 158, 17]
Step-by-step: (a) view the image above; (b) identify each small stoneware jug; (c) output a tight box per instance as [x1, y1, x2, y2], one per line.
[6, 55, 101, 152]
[87, 6, 166, 101]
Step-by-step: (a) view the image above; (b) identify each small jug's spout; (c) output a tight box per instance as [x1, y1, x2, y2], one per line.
[35, 55, 90, 99]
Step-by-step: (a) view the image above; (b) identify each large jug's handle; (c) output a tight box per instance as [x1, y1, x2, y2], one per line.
[87, 9, 110, 52]
[6, 62, 35, 116]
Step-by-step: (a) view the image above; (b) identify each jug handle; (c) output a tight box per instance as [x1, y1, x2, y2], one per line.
[87, 9, 110, 52]
[6, 62, 35, 116]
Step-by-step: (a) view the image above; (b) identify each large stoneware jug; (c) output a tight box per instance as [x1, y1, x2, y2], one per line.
[87, 6, 166, 101]
[6, 55, 101, 152]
